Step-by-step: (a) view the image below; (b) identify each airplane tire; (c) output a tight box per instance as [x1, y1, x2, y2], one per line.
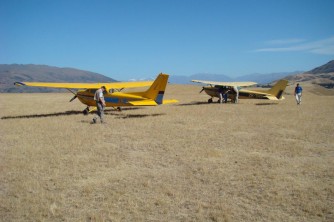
[83, 108, 89, 115]
[208, 98, 213, 103]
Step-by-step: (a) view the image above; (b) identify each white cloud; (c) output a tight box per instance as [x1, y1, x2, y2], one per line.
[254, 36, 334, 55]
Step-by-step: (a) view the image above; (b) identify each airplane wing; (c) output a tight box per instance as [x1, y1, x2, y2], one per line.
[14, 81, 154, 89]
[191, 80, 257, 87]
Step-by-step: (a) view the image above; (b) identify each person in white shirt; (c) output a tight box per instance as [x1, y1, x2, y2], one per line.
[92, 86, 106, 123]
[232, 86, 239, 103]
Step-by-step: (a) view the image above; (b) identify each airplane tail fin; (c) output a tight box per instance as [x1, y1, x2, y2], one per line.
[267, 79, 289, 100]
[143, 73, 169, 105]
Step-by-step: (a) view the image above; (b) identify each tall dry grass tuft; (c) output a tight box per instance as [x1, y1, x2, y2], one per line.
[1, 83, 333, 221]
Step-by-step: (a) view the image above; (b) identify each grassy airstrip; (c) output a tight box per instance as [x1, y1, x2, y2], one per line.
[1, 83, 333, 221]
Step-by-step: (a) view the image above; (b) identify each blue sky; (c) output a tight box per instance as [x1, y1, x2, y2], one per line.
[1, 0, 333, 80]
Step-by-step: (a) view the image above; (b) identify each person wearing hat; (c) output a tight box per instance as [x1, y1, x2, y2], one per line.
[294, 83, 303, 105]
[92, 86, 106, 123]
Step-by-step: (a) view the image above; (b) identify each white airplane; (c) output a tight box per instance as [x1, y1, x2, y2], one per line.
[192, 79, 288, 103]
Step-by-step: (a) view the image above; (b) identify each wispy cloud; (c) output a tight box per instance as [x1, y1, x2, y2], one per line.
[254, 37, 334, 55]
[265, 38, 306, 45]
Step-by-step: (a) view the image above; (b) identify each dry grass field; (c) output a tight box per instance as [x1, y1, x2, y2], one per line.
[1, 83, 333, 221]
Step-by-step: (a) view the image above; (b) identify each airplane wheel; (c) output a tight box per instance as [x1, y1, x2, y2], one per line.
[208, 98, 213, 103]
[83, 107, 89, 115]
[117, 107, 122, 112]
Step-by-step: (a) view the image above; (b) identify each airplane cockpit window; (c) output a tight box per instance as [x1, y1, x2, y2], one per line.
[215, 85, 227, 89]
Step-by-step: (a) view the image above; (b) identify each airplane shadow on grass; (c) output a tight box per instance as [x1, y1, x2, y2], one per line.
[1, 110, 84, 120]
[177, 101, 211, 106]
[1, 108, 165, 120]
[113, 113, 166, 119]
[179, 101, 280, 106]
[255, 102, 279, 106]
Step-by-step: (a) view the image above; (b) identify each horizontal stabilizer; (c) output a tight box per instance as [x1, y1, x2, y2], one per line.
[162, 99, 179, 104]
[128, 100, 158, 106]
[264, 96, 279, 100]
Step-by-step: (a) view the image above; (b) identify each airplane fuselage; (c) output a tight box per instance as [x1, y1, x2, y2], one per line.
[77, 89, 149, 107]
[196, 79, 288, 102]
[203, 86, 271, 100]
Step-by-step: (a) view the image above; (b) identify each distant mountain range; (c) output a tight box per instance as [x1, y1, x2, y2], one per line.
[285, 60, 334, 87]
[169, 71, 302, 84]
[170, 60, 334, 85]
[0, 64, 115, 92]
[306, 60, 334, 74]
[1, 60, 333, 92]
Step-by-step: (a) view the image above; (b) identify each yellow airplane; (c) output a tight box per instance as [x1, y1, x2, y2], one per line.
[192, 79, 289, 103]
[15, 73, 178, 114]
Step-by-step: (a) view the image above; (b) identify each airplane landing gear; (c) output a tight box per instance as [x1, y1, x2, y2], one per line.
[112, 106, 122, 111]
[208, 98, 213, 103]
[83, 107, 90, 115]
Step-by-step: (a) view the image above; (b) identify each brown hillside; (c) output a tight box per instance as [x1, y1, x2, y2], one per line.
[306, 60, 334, 74]
[0, 64, 116, 93]
[285, 60, 334, 87]
[286, 72, 334, 84]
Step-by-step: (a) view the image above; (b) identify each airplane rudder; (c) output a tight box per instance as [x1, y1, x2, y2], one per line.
[153, 74, 169, 104]
[277, 79, 288, 90]
[144, 73, 169, 103]
[271, 79, 288, 99]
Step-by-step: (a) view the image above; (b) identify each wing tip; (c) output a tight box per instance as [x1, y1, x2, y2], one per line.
[14, 82, 25, 86]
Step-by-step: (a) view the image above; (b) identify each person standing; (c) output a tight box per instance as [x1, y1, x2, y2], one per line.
[223, 87, 231, 103]
[92, 86, 106, 123]
[294, 83, 303, 105]
[218, 86, 224, 104]
[232, 86, 239, 103]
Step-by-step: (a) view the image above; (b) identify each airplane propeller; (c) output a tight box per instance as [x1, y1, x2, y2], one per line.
[199, 87, 205, 93]
[67, 88, 78, 102]
[69, 95, 77, 102]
